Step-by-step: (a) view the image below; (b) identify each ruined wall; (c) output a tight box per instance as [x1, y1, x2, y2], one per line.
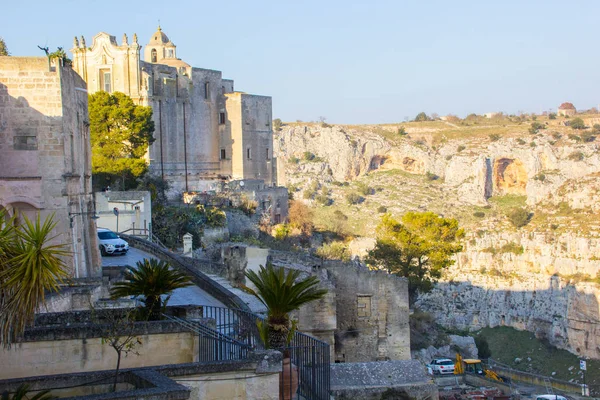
[0, 57, 100, 278]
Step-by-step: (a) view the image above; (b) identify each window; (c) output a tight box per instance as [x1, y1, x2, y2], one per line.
[247, 148, 251, 160]
[266, 148, 270, 160]
[151, 49, 157, 63]
[204, 82, 210, 100]
[167, 49, 174, 58]
[99, 69, 111, 92]
[357, 295, 372, 317]
[219, 112, 226, 124]
[220, 149, 226, 160]
[13, 136, 37, 150]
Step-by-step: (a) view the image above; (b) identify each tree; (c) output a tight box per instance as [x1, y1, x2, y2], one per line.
[288, 200, 314, 235]
[0, 37, 9, 56]
[110, 259, 192, 320]
[242, 263, 327, 350]
[570, 117, 586, 130]
[93, 308, 142, 392]
[366, 212, 464, 302]
[414, 112, 430, 122]
[0, 212, 70, 347]
[273, 118, 283, 131]
[89, 91, 155, 191]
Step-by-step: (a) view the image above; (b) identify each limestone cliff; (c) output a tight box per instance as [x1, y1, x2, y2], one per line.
[274, 118, 600, 358]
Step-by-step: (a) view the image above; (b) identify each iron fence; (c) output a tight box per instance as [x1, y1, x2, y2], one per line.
[172, 305, 331, 400]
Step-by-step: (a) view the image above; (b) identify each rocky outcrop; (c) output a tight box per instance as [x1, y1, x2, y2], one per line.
[412, 335, 479, 365]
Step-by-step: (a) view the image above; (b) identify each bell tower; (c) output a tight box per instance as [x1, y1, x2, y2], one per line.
[144, 26, 177, 63]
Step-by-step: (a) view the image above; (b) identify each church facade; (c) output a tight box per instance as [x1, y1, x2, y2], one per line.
[71, 28, 275, 196]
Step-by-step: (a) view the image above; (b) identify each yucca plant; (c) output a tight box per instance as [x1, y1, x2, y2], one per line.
[242, 263, 327, 350]
[1, 383, 57, 400]
[110, 258, 192, 320]
[0, 212, 70, 348]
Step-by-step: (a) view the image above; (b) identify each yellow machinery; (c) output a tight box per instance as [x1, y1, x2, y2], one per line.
[454, 353, 504, 382]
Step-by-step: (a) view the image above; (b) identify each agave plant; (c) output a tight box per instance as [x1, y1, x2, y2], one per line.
[1, 384, 57, 400]
[0, 212, 70, 348]
[110, 258, 192, 320]
[242, 263, 327, 350]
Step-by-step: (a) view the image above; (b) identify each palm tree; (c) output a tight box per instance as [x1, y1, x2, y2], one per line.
[1, 384, 57, 400]
[242, 263, 327, 350]
[110, 259, 192, 320]
[0, 212, 70, 348]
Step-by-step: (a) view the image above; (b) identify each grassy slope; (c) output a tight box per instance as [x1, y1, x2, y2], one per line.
[479, 326, 599, 387]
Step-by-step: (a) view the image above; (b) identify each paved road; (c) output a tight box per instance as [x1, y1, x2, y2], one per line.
[101, 247, 225, 308]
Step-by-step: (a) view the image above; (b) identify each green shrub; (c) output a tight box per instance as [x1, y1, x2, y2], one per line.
[273, 118, 283, 131]
[489, 134, 501, 141]
[204, 206, 226, 227]
[568, 151, 584, 161]
[592, 124, 600, 135]
[475, 335, 492, 359]
[315, 194, 331, 206]
[315, 241, 350, 261]
[534, 173, 546, 182]
[568, 133, 581, 142]
[445, 155, 452, 161]
[377, 205, 388, 213]
[425, 172, 439, 181]
[272, 224, 290, 240]
[499, 241, 524, 254]
[303, 151, 315, 161]
[516, 138, 526, 145]
[570, 117, 585, 130]
[581, 132, 596, 142]
[303, 189, 316, 199]
[289, 156, 300, 164]
[473, 211, 485, 218]
[397, 126, 407, 135]
[530, 141, 536, 147]
[548, 113, 557, 120]
[356, 182, 373, 196]
[414, 112, 430, 122]
[333, 210, 348, 220]
[507, 208, 532, 228]
[552, 132, 562, 140]
[346, 192, 363, 205]
[457, 145, 466, 152]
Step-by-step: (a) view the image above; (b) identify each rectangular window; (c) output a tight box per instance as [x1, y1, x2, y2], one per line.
[13, 136, 38, 150]
[219, 112, 226, 124]
[247, 148, 251, 160]
[266, 148, 270, 160]
[204, 82, 209, 100]
[220, 149, 226, 160]
[357, 295, 372, 317]
[99, 69, 111, 93]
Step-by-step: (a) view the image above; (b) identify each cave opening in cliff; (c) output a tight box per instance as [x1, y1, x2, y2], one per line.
[493, 158, 527, 195]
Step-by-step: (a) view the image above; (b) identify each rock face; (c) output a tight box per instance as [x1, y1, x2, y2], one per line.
[274, 122, 600, 359]
[412, 335, 479, 365]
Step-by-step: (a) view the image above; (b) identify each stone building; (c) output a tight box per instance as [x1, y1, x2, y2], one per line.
[558, 102, 576, 116]
[71, 28, 275, 197]
[0, 57, 100, 278]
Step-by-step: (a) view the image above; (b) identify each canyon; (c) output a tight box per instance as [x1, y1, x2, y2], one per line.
[273, 116, 600, 359]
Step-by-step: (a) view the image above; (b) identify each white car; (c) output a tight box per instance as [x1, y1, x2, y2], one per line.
[429, 358, 455, 375]
[97, 228, 129, 256]
[535, 396, 567, 400]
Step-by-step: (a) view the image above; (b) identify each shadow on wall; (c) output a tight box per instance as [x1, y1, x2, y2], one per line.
[417, 276, 600, 358]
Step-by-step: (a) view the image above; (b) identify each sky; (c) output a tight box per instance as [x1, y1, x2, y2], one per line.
[2, 0, 599, 124]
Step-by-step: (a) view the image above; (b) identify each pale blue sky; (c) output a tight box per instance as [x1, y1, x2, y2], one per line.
[3, 0, 599, 124]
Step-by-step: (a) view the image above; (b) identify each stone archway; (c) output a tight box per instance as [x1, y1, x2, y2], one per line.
[8, 201, 40, 226]
[493, 158, 527, 195]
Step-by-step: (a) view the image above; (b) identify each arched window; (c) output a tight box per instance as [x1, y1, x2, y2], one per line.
[151, 48, 157, 63]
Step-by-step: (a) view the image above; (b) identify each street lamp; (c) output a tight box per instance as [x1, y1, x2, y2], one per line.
[68, 211, 100, 228]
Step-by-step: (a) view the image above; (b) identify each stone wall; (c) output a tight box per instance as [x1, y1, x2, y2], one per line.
[0, 317, 201, 380]
[0, 350, 282, 400]
[0, 56, 100, 278]
[95, 190, 152, 234]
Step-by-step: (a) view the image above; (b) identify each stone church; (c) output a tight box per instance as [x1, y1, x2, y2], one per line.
[71, 27, 275, 196]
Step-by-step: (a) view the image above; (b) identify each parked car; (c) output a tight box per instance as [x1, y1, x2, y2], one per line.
[429, 358, 455, 375]
[535, 396, 567, 400]
[97, 228, 129, 256]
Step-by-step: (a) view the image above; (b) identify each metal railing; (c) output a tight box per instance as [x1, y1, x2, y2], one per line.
[167, 305, 331, 400]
